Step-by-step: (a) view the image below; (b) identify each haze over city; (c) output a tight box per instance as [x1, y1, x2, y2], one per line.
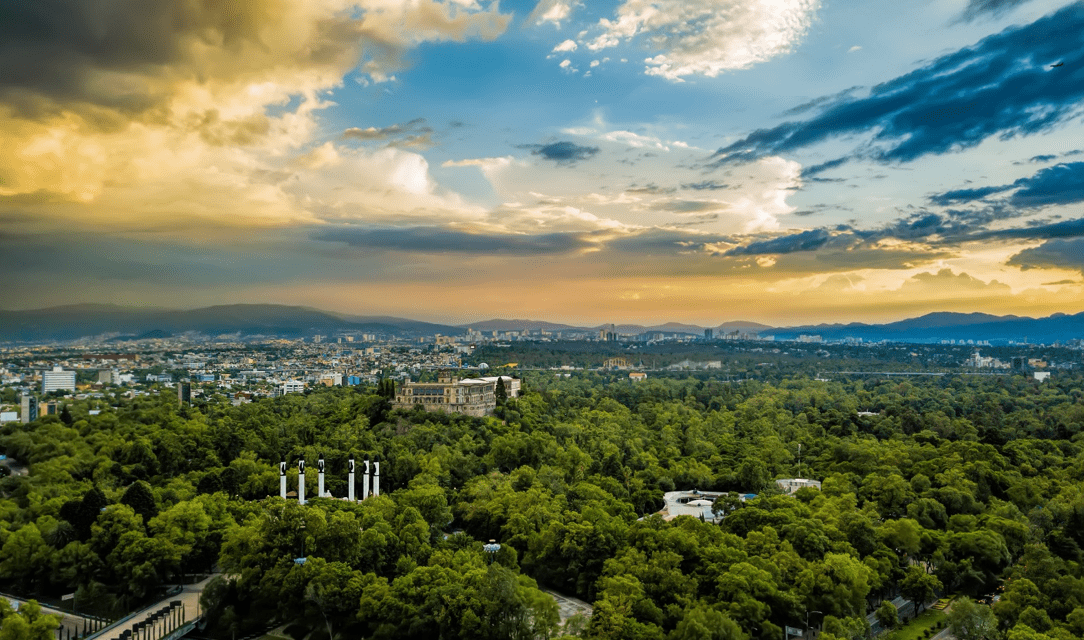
[2, 0, 1084, 326]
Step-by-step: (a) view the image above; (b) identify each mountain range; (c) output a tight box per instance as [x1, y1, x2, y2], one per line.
[768, 311, 1084, 344]
[0, 305, 1080, 344]
[0, 304, 461, 342]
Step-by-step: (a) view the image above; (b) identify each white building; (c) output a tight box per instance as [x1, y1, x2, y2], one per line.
[319, 373, 343, 387]
[776, 478, 822, 494]
[283, 380, 306, 394]
[479, 376, 520, 398]
[41, 366, 76, 393]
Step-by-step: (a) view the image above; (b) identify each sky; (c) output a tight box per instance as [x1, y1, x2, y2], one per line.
[2, 0, 1084, 326]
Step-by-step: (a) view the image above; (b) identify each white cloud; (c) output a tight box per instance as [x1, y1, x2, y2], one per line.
[591, 59, 601, 67]
[528, 0, 579, 27]
[587, 0, 821, 80]
[442, 156, 521, 188]
[552, 39, 579, 53]
[559, 59, 578, 73]
[848, 45, 862, 52]
[561, 126, 599, 135]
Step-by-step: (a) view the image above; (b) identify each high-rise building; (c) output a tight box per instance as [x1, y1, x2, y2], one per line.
[704, 328, 714, 340]
[98, 370, 116, 384]
[41, 366, 76, 393]
[20, 395, 38, 424]
[177, 382, 192, 405]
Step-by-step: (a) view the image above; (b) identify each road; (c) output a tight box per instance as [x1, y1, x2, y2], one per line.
[90, 575, 217, 640]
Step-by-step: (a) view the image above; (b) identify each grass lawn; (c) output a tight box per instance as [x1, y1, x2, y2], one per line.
[885, 609, 948, 640]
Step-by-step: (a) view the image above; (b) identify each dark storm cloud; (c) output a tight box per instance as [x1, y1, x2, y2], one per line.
[0, 0, 361, 122]
[958, 0, 1033, 22]
[724, 229, 831, 256]
[1010, 162, 1084, 207]
[712, 3, 1084, 166]
[929, 162, 1084, 207]
[0, 227, 307, 286]
[979, 217, 1084, 240]
[928, 184, 1014, 206]
[1007, 237, 1084, 270]
[520, 141, 600, 164]
[312, 226, 594, 255]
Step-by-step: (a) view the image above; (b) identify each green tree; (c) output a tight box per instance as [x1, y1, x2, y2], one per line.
[671, 606, 747, 640]
[0, 600, 61, 640]
[875, 601, 898, 630]
[120, 481, 158, 525]
[948, 598, 997, 640]
[900, 566, 942, 611]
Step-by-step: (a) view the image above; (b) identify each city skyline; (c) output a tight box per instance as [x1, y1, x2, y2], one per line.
[3, 0, 1084, 325]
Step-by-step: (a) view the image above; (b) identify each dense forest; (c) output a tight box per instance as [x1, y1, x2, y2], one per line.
[2, 371, 1083, 640]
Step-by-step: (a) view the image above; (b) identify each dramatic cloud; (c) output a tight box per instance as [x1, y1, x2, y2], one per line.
[980, 217, 1084, 241]
[1010, 162, 1084, 207]
[0, 0, 510, 218]
[714, 3, 1084, 164]
[312, 226, 595, 254]
[1009, 238, 1084, 270]
[523, 141, 600, 164]
[586, 0, 821, 80]
[725, 229, 831, 256]
[928, 185, 1015, 206]
[929, 162, 1084, 207]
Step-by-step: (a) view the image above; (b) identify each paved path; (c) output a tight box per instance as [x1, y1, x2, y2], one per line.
[867, 596, 916, 636]
[542, 589, 593, 626]
[92, 575, 217, 640]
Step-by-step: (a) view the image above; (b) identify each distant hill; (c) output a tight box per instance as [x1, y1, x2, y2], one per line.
[766, 311, 1084, 344]
[463, 319, 777, 335]
[0, 304, 462, 342]
[458, 319, 583, 333]
[608, 322, 706, 335]
[715, 321, 774, 332]
[2, 305, 1079, 344]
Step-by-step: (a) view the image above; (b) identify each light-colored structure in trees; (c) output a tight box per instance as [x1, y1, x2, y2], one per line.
[298, 457, 306, 505]
[348, 456, 356, 502]
[775, 478, 822, 494]
[278, 455, 382, 502]
[393, 374, 519, 417]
